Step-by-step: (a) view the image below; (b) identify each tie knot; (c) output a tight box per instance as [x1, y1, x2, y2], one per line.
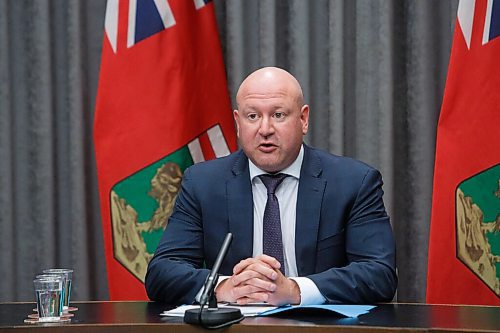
[259, 173, 288, 194]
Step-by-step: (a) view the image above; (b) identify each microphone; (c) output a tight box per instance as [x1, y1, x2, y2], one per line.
[199, 232, 233, 306]
[184, 233, 243, 328]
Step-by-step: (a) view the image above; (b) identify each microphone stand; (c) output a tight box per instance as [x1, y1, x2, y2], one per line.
[184, 233, 243, 328]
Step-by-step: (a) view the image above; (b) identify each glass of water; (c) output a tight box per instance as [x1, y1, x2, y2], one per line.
[33, 277, 63, 322]
[42, 268, 73, 311]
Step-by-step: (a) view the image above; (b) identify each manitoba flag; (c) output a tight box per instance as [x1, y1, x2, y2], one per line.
[94, 0, 237, 300]
[427, 0, 500, 305]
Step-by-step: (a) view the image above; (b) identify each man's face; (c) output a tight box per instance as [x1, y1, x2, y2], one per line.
[234, 87, 309, 173]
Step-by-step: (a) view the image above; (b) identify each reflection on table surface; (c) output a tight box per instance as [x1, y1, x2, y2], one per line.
[0, 301, 499, 332]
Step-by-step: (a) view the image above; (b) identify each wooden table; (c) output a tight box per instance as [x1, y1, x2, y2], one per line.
[0, 301, 499, 332]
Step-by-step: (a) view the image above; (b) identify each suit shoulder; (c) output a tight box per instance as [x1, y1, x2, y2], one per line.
[307, 146, 381, 180]
[183, 150, 243, 179]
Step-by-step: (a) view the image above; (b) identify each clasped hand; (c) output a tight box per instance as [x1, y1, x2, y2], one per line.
[215, 254, 300, 306]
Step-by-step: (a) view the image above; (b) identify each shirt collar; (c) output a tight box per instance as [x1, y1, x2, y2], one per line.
[249, 144, 304, 181]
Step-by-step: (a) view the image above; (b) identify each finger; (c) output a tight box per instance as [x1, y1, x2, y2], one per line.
[243, 277, 277, 292]
[235, 292, 270, 305]
[232, 258, 256, 275]
[231, 269, 267, 286]
[231, 273, 277, 292]
[233, 263, 278, 284]
[255, 254, 281, 270]
[230, 284, 268, 300]
[233, 257, 274, 275]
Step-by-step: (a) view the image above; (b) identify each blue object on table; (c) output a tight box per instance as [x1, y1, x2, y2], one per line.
[258, 304, 376, 318]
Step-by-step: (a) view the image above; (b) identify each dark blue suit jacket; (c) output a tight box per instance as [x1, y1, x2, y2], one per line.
[145, 145, 397, 304]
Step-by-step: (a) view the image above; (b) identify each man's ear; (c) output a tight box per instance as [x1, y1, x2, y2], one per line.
[233, 110, 240, 137]
[300, 105, 309, 135]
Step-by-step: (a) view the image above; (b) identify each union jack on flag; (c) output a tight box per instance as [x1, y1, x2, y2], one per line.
[458, 0, 500, 48]
[105, 0, 212, 53]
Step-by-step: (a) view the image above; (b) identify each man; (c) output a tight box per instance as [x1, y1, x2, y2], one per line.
[145, 67, 397, 305]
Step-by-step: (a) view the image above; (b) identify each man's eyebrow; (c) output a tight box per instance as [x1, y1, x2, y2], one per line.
[239, 106, 257, 112]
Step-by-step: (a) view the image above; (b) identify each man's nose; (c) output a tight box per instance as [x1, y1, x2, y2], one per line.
[258, 117, 274, 136]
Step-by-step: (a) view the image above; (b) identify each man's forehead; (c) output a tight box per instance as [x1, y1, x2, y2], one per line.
[241, 91, 289, 100]
[238, 93, 292, 109]
[238, 85, 296, 104]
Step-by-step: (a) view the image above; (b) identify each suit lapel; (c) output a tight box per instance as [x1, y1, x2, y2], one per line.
[227, 151, 254, 261]
[295, 145, 326, 275]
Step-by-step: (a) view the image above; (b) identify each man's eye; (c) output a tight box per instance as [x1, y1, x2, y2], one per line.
[274, 112, 284, 119]
[248, 114, 258, 120]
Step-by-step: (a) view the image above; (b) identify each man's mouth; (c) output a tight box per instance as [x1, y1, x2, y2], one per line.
[258, 143, 277, 153]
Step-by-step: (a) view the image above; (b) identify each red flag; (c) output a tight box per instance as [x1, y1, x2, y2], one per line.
[427, 0, 500, 305]
[94, 0, 237, 300]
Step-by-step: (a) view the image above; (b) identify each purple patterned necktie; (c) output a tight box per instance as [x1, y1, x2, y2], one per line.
[259, 173, 288, 274]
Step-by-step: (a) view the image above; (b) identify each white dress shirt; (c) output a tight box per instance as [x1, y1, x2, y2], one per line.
[247, 145, 325, 305]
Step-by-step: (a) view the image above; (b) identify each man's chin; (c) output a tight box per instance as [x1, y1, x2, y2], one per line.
[252, 158, 282, 174]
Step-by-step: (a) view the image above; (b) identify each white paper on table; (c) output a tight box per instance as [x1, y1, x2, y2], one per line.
[161, 303, 277, 317]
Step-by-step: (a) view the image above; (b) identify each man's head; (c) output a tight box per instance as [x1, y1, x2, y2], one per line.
[234, 67, 309, 173]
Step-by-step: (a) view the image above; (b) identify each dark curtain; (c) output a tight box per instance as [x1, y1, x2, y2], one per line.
[0, 0, 459, 302]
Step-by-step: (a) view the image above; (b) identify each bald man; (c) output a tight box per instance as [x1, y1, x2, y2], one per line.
[145, 67, 397, 306]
